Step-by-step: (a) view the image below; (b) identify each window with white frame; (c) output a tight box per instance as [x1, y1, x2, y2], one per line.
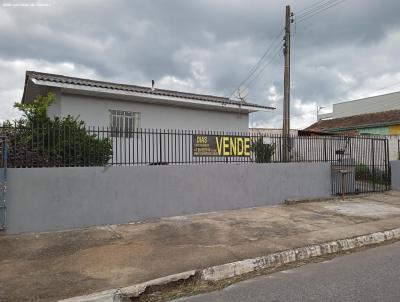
[109, 110, 140, 137]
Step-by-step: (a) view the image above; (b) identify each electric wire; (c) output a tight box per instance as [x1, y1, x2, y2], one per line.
[245, 45, 284, 91]
[296, 0, 348, 23]
[372, 80, 400, 94]
[229, 0, 350, 102]
[296, 0, 338, 15]
[229, 28, 285, 99]
[296, 0, 345, 18]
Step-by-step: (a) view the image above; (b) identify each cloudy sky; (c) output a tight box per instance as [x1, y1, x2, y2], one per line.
[1, 0, 400, 129]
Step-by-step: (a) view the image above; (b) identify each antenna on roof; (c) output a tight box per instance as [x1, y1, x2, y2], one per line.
[234, 86, 248, 103]
[151, 80, 155, 91]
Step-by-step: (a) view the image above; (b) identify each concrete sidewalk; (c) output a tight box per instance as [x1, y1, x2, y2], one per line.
[2, 192, 400, 301]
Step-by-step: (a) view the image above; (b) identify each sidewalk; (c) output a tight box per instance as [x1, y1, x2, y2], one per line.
[2, 192, 400, 301]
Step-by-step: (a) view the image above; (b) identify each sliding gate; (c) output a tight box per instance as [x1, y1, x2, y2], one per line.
[330, 137, 390, 195]
[0, 137, 7, 230]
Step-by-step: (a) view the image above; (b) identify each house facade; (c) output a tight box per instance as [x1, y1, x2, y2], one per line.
[306, 110, 400, 136]
[22, 71, 274, 132]
[305, 109, 400, 161]
[318, 90, 400, 119]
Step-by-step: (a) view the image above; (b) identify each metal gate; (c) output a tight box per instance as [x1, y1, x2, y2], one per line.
[0, 137, 7, 230]
[331, 137, 390, 195]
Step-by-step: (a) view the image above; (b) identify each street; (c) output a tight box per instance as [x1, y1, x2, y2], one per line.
[172, 241, 400, 302]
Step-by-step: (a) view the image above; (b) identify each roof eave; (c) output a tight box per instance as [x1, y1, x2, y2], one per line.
[21, 73, 31, 103]
[31, 78, 274, 113]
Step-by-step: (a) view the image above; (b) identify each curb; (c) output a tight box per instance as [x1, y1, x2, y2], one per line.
[59, 227, 400, 302]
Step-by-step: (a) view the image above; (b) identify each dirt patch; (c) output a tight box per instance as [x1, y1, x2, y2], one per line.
[0, 270, 109, 302]
[0, 232, 120, 263]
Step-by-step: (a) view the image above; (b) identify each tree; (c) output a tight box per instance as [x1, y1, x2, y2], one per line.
[1, 93, 113, 167]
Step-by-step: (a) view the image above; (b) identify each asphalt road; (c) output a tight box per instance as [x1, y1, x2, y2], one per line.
[172, 242, 400, 302]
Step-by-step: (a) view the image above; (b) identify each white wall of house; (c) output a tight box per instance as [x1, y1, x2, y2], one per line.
[321, 91, 400, 120]
[382, 135, 399, 161]
[54, 93, 249, 132]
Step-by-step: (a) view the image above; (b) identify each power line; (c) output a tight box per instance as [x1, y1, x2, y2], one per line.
[372, 80, 400, 94]
[245, 45, 284, 91]
[296, 0, 341, 16]
[263, 47, 283, 87]
[229, 28, 285, 99]
[296, 0, 344, 18]
[296, 0, 348, 23]
[229, 29, 284, 98]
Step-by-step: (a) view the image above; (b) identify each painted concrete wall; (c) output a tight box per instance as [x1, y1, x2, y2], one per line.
[357, 125, 400, 136]
[391, 161, 400, 190]
[389, 125, 400, 135]
[368, 135, 398, 161]
[59, 93, 249, 132]
[358, 126, 389, 136]
[6, 162, 331, 234]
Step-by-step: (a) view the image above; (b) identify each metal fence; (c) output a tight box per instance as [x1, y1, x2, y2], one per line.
[0, 126, 391, 194]
[398, 139, 400, 160]
[0, 126, 388, 164]
[330, 137, 390, 194]
[0, 137, 7, 230]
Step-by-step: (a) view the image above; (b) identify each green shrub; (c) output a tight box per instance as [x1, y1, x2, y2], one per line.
[355, 164, 371, 180]
[1, 93, 112, 167]
[251, 137, 275, 163]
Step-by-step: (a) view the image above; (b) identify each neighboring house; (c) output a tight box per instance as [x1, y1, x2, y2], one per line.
[307, 110, 400, 136]
[250, 128, 299, 136]
[22, 71, 274, 132]
[305, 110, 400, 160]
[317, 91, 400, 122]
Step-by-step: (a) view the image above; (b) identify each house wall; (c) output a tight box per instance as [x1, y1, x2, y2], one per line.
[58, 93, 249, 132]
[46, 87, 62, 118]
[356, 125, 400, 136]
[391, 160, 400, 190]
[387, 136, 399, 161]
[389, 125, 400, 135]
[6, 162, 332, 234]
[332, 91, 400, 119]
[358, 126, 389, 135]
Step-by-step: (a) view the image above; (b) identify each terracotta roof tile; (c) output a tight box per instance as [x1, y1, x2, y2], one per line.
[305, 110, 400, 132]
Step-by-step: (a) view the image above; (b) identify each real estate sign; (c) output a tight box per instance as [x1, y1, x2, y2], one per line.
[192, 135, 251, 157]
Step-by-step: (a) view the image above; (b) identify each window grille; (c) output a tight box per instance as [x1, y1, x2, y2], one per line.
[109, 110, 140, 137]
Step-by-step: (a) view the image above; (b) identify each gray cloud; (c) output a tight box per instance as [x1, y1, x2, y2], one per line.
[1, 0, 400, 128]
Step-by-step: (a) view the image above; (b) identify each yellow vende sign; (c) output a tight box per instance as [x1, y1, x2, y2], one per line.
[192, 135, 251, 157]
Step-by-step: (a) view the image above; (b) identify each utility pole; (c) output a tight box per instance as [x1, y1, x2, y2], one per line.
[283, 5, 293, 162]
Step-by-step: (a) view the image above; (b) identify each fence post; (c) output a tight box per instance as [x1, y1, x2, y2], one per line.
[386, 139, 391, 191]
[0, 137, 7, 230]
[398, 139, 400, 160]
[159, 130, 162, 164]
[371, 139, 375, 192]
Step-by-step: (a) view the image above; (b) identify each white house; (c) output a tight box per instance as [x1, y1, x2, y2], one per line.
[22, 71, 274, 132]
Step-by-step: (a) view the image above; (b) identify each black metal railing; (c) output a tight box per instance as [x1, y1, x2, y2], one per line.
[0, 136, 7, 229]
[398, 139, 400, 160]
[0, 125, 388, 166]
[0, 126, 391, 193]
